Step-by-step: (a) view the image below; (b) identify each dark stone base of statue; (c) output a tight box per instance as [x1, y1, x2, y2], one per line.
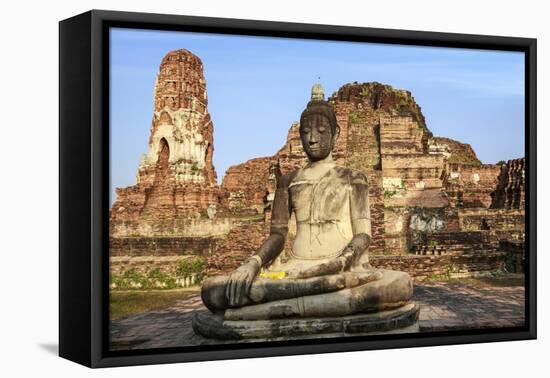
[192, 302, 419, 340]
[193, 269, 419, 340]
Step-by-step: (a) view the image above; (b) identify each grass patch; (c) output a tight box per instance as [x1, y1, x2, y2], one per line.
[110, 269, 179, 290]
[177, 256, 206, 278]
[110, 289, 199, 321]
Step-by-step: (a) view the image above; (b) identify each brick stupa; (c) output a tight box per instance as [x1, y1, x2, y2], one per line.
[110, 49, 220, 232]
[220, 82, 526, 265]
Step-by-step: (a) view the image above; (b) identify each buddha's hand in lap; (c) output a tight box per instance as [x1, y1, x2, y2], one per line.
[295, 255, 351, 279]
[226, 260, 261, 307]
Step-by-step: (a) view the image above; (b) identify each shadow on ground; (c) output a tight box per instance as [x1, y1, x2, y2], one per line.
[38, 343, 58, 355]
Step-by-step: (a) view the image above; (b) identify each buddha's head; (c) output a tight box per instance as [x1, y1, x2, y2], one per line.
[299, 84, 339, 162]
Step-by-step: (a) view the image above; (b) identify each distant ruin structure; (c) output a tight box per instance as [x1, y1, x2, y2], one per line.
[110, 51, 525, 285]
[110, 49, 221, 235]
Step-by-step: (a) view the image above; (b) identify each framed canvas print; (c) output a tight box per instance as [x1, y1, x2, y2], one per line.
[59, 10, 536, 368]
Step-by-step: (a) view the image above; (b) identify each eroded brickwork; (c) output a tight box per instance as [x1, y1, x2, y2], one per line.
[205, 222, 270, 276]
[370, 252, 506, 281]
[110, 54, 526, 280]
[491, 158, 526, 209]
[110, 236, 218, 257]
[220, 157, 276, 215]
[219, 82, 526, 265]
[110, 49, 220, 228]
[110, 50, 228, 276]
[444, 164, 501, 208]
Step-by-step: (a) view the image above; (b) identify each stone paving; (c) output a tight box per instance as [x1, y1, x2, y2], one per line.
[110, 281, 525, 351]
[414, 282, 524, 332]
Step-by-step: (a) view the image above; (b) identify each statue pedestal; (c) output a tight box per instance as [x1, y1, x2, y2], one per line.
[192, 302, 419, 340]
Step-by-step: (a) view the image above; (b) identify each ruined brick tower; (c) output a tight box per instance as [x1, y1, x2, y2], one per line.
[221, 82, 526, 260]
[110, 49, 219, 229]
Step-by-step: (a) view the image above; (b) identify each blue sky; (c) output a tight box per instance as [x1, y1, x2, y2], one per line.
[110, 28, 525, 204]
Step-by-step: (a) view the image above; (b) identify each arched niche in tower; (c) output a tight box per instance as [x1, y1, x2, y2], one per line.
[156, 138, 170, 170]
[159, 111, 173, 125]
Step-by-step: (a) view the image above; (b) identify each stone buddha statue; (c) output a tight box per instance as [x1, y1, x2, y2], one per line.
[194, 85, 417, 339]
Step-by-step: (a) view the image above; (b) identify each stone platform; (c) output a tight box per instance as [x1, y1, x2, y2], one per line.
[110, 281, 525, 350]
[193, 303, 419, 340]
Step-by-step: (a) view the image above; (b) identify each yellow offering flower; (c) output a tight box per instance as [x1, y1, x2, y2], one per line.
[259, 271, 287, 280]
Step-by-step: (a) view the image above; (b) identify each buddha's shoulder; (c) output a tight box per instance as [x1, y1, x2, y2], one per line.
[277, 170, 299, 188]
[332, 165, 369, 184]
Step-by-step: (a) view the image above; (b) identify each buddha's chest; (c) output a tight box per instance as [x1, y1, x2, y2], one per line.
[289, 178, 350, 223]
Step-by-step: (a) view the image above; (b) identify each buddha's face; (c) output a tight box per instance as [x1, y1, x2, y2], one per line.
[300, 113, 338, 162]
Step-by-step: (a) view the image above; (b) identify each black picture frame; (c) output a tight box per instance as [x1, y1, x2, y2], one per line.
[59, 9, 537, 368]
